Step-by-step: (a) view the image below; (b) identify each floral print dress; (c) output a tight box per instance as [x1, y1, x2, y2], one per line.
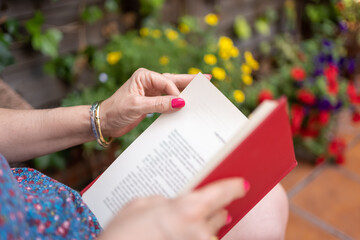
[0, 154, 102, 239]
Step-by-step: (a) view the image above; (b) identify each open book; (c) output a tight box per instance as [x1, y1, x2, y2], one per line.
[82, 73, 297, 238]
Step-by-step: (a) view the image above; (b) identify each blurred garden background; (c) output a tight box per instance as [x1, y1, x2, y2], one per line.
[0, 0, 359, 239]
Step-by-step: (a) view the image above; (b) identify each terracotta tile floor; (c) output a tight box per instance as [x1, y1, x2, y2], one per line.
[282, 111, 360, 240]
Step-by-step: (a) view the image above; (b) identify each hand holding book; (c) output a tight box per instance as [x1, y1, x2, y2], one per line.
[99, 178, 249, 240]
[97, 68, 211, 138]
[83, 72, 297, 239]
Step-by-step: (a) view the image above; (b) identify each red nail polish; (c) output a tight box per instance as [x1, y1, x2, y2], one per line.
[171, 98, 185, 108]
[205, 74, 212, 79]
[226, 214, 232, 225]
[243, 180, 251, 192]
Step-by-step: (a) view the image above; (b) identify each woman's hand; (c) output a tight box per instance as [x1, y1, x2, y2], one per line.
[100, 68, 211, 137]
[99, 178, 249, 240]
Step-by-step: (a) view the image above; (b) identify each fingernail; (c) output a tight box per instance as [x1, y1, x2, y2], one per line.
[243, 180, 251, 192]
[205, 74, 212, 79]
[226, 214, 232, 225]
[171, 98, 185, 108]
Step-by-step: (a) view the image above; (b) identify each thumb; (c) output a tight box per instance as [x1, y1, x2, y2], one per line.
[140, 96, 185, 114]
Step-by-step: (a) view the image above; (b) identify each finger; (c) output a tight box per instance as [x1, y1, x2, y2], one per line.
[163, 73, 212, 91]
[138, 96, 185, 114]
[192, 178, 250, 217]
[137, 68, 180, 96]
[207, 209, 228, 235]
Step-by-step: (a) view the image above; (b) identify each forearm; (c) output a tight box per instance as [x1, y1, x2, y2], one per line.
[0, 106, 94, 162]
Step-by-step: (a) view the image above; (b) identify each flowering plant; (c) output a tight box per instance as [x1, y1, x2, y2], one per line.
[63, 13, 260, 152]
[241, 35, 357, 164]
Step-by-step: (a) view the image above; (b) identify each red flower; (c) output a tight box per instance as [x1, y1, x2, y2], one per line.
[335, 155, 345, 165]
[300, 128, 319, 138]
[258, 89, 273, 103]
[324, 64, 338, 83]
[290, 105, 305, 135]
[328, 79, 339, 95]
[347, 82, 360, 104]
[315, 156, 326, 165]
[297, 89, 316, 105]
[291, 67, 306, 81]
[318, 111, 330, 125]
[300, 115, 319, 138]
[328, 138, 346, 156]
[352, 111, 360, 123]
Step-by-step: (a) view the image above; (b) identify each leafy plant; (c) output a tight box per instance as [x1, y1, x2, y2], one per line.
[81, 6, 104, 24]
[0, 19, 20, 72]
[25, 11, 63, 58]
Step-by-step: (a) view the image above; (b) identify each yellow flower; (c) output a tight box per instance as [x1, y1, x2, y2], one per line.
[241, 64, 252, 75]
[249, 59, 260, 70]
[179, 23, 190, 34]
[188, 67, 201, 74]
[233, 90, 245, 103]
[152, 29, 162, 38]
[106, 51, 122, 65]
[159, 56, 169, 65]
[139, 27, 150, 37]
[244, 51, 260, 70]
[244, 51, 254, 63]
[212, 67, 226, 81]
[204, 13, 219, 26]
[218, 36, 233, 50]
[204, 54, 217, 65]
[165, 29, 179, 41]
[230, 47, 239, 58]
[242, 74, 253, 85]
[219, 49, 231, 60]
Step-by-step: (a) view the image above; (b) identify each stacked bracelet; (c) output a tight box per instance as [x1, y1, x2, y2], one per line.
[90, 101, 113, 147]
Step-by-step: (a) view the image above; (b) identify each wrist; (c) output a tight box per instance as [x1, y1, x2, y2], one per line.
[90, 101, 113, 147]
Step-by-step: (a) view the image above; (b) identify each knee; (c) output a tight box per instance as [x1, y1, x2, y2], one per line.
[223, 184, 289, 240]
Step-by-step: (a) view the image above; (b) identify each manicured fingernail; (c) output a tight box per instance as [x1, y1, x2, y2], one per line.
[205, 74, 212, 79]
[243, 180, 251, 192]
[171, 98, 185, 108]
[226, 214, 233, 225]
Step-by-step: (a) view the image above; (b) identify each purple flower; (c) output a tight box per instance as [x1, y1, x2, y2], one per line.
[326, 55, 334, 64]
[322, 39, 332, 48]
[316, 98, 332, 111]
[313, 68, 323, 77]
[348, 59, 355, 74]
[338, 57, 346, 69]
[339, 21, 347, 32]
[316, 54, 326, 64]
[333, 101, 343, 111]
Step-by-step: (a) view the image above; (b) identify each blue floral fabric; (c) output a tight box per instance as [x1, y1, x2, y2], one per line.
[0, 154, 102, 239]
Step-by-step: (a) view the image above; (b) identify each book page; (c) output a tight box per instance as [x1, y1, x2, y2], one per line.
[82, 73, 248, 227]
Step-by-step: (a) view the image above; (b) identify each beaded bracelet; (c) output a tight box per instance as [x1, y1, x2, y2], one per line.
[90, 101, 113, 147]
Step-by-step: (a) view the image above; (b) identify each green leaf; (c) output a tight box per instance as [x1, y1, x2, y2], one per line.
[4, 19, 19, 35]
[32, 29, 63, 58]
[81, 6, 104, 24]
[0, 41, 14, 72]
[0, 33, 12, 46]
[255, 18, 271, 36]
[25, 11, 44, 35]
[105, 0, 119, 12]
[234, 16, 252, 40]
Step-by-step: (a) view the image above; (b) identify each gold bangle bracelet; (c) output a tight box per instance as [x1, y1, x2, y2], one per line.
[92, 101, 113, 147]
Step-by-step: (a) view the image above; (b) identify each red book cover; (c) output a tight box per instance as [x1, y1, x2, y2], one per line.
[194, 97, 297, 238]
